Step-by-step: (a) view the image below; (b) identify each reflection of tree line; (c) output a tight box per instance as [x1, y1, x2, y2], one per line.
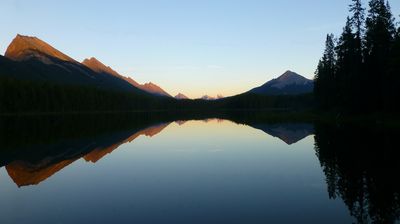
[314, 123, 400, 223]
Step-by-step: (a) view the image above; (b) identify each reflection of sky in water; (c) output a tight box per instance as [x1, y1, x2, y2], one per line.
[0, 119, 351, 224]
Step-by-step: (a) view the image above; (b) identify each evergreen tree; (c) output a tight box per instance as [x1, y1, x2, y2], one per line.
[314, 34, 336, 109]
[335, 18, 358, 110]
[386, 24, 400, 111]
[364, 0, 395, 110]
[349, 0, 365, 111]
[314, 0, 399, 113]
[350, 0, 365, 40]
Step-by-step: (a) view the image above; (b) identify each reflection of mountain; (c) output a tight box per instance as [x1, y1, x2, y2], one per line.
[175, 120, 187, 126]
[6, 159, 77, 187]
[250, 123, 314, 145]
[83, 123, 170, 163]
[3, 122, 171, 187]
[0, 112, 316, 187]
[200, 118, 225, 123]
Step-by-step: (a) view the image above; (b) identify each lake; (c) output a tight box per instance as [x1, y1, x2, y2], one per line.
[0, 113, 398, 224]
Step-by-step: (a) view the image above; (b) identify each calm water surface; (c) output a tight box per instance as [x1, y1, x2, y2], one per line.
[0, 115, 398, 223]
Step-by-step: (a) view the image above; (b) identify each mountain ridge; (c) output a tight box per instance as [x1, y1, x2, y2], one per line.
[82, 57, 171, 97]
[82, 57, 121, 78]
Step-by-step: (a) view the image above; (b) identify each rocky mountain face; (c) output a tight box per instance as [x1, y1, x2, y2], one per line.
[5, 34, 75, 63]
[249, 70, 314, 95]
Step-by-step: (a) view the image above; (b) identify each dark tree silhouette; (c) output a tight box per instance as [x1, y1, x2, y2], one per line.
[364, 0, 396, 110]
[386, 25, 400, 111]
[314, 0, 399, 113]
[335, 17, 359, 110]
[350, 0, 365, 39]
[314, 34, 336, 109]
[314, 123, 400, 223]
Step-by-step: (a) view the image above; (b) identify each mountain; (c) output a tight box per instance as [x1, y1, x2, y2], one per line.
[249, 70, 314, 95]
[82, 57, 121, 78]
[175, 93, 189, 100]
[140, 82, 172, 97]
[1, 34, 146, 93]
[201, 95, 216, 100]
[1, 34, 173, 98]
[82, 57, 171, 97]
[200, 95, 224, 100]
[5, 34, 75, 63]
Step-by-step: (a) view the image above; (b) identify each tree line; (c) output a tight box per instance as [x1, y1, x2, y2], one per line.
[0, 76, 180, 113]
[314, 0, 400, 113]
[0, 75, 314, 114]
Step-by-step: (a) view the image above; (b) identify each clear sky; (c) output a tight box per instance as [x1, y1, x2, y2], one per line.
[1, 0, 399, 98]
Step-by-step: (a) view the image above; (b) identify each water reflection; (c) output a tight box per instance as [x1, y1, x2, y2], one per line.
[314, 123, 400, 223]
[0, 114, 313, 188]
[0, 113, 398, 223]
[4, 122, 171, 187]
[250, 123, 314, 145]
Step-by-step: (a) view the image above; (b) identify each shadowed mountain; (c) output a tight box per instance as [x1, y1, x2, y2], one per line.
[3, 120, 171, 187]
[250, 123, 314, 145]
[249, 70, 314, 96]
[82, 57, 172, 97]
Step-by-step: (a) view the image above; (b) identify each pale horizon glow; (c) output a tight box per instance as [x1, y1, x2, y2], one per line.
[0, 0, 399, 98]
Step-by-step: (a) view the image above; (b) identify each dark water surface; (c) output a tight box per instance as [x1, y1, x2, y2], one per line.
[0, 113, 398, 224]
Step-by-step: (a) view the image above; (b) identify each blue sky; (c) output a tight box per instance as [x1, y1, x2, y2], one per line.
[1, 0, 399, 98]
